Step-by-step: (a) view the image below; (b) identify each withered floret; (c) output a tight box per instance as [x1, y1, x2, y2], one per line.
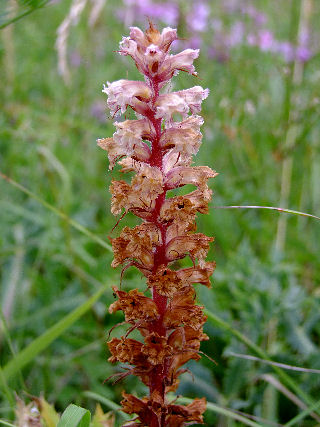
[164, 287, 207, 330]
[177, 262, 216, 288]
[166, 233, 214, 267]
[142, 333, 173, 365]
[166, 398, 206, 426]
[109, 287, 159, 323]
[147, 267, 185, 297]
[108, 337, 145, 365]
[111, 224, 161, 268]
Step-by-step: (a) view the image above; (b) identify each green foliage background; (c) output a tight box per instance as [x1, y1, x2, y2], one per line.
[0, 0, 320, 425]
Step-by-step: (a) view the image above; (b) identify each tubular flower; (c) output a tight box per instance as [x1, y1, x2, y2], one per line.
[99, 22, 216, 427]
[97, 119, 152, 169]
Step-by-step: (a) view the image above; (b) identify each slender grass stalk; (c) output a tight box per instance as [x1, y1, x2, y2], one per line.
[214, 205, 320, 221]
[261, 374, 320, 423]
[227, 352, 320, 374]
[275, 0, 313, 252]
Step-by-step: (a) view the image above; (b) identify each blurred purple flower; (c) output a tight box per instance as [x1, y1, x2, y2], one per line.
[273, 41, 295, 62]
[208, 46, 230, 62]
[299, 28, 310, 46]
[296, 46, 312, 62]
[90, 100, 106, 123]
[70, 50, 82, 68]
[296, 29, 313, 62]
[188, 35, 203, 50]
[242, 5, 267, 26]
[224, 1, 267, 25]
[223, 0, 239, 13]
[211, 18, 223, 31]
[187, 1, 210, 32]
[246, 29, 311, 64]
[116, 0, 315, 65]
[122, 0, 179, 26]
[257, 29, 274, 51]
[247, 33, 256, 46]
[228, 21, 245, 47]
[208, 30, 231, 62]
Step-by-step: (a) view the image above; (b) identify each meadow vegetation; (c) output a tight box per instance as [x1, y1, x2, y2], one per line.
[0, 0, 320, 425]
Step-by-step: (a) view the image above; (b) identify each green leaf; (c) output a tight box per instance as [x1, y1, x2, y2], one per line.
[2, 284, 108, 381]
[58, 404, 91, 427]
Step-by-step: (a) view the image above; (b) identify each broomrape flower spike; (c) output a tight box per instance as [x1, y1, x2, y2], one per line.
[99, 22, 217, 427]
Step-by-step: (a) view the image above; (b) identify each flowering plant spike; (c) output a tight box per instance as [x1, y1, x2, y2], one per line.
[99, 23, 217, 427]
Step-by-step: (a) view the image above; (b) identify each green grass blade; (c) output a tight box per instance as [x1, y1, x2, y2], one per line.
[227, 351, 320, 374]
[0, 366, 15, 412]
[176, 397, 262, 427]
[2, 284, 108, 381]
[83, 391, 130, 421]
[0, 0, 50, 30]
[205, 309, 319, 416]
[0, 172, 112, 252]
[213, 205, 320, 221]
[0, 308, 27, 392]
[57, 404, 90, 427]
[284, 399, 320, 426]
[10, 295, 84, 329]
[0, 420, 16, 427]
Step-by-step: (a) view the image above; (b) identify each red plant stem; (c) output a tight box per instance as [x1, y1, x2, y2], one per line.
[146, 78, 169, 427]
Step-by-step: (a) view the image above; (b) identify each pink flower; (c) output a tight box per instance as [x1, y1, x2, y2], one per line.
[102, 80, 151, 116]
[160, 115, 204, 156]
[165, 165, 217, 189]
[120, 26, 200, 83]
[258, 29, 274, 51]
[97, 119, 152, 169]
[155, 86, 209, 121]
[158, 48, 200, 78]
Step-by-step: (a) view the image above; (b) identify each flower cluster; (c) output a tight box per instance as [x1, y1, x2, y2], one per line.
[99, 23, 216, 426]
